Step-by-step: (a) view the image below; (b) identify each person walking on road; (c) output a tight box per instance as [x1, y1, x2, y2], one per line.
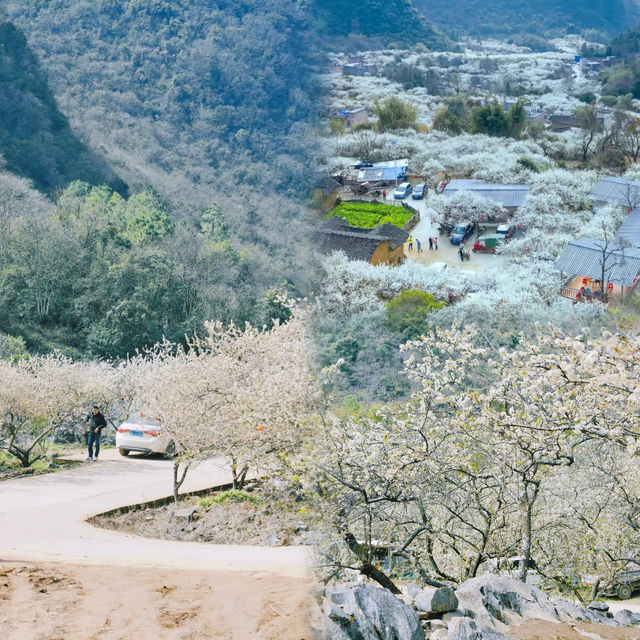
[86, 406, 107, 461]
[428, 237, 433, 250]
[433, 236, 438, 250]
[416, 238, 422, 252]
[458, 245, 465, 262]
[408, 235, 413, 251]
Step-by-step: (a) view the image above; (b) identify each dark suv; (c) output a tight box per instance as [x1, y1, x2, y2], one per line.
[449, 221, 474, 245]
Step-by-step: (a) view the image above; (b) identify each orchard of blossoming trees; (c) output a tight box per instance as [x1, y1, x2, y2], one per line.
[0, 307, 316, 501]
[311, 323, 640, 594]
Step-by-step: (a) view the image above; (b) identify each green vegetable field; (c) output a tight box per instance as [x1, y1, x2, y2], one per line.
[326, 202, 414, 229]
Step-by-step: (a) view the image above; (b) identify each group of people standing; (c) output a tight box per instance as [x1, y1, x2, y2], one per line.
[408, 235, 438, 252]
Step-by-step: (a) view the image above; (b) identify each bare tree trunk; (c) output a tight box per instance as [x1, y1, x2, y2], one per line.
[517, 498, 532, 583]
[231, 455, 249, 489]
[517, 481, 538, 583]
[360, 563, 402, 594]
[173, 460, 191, 502]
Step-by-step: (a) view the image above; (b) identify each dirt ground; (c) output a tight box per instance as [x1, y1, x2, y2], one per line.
[0, 562, 313, 640]
[509, 619, 640, 639]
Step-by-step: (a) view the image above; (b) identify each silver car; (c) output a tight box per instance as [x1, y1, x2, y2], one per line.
[116, 413, 172, 456]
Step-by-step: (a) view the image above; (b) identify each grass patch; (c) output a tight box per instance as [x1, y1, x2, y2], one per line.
[0, 449, 81, 480]
[326, 201, 413, 229]
[198, 489, 260, 509]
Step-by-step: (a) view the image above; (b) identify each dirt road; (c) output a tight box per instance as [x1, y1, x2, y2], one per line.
[0, 450, 313, 639]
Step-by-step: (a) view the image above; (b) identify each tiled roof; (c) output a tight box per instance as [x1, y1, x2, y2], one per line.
[554, 237, 640, 286]
[315, 218, 409, 262]
[590, 176, 640, 207]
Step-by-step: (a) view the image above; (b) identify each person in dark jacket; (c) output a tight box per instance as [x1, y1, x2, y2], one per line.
[86, 406, 107, 461]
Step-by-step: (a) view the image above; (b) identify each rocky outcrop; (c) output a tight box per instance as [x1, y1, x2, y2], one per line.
[314, 575, 640, 640]
[614, 609, 640, 627]
[315, 582, 424, 640]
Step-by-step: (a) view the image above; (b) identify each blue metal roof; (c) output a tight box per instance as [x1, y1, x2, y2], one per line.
[443, 180, 529, 208]
[554, 238, 640, 286]
[590, 176, 640, 207]
[615, 208, 640, 248]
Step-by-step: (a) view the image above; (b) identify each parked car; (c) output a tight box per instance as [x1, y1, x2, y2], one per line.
[116, 413, 173, 456]
[436, 181, 446, 194]
[411, 183, 426, 199]
[599, 569, 640, 600]
[449, 221, 474, 245]
[394, 182, 413, 199]
[496, 224, 516, 241]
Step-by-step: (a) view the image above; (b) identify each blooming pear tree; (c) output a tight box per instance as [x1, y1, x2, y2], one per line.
[0, 355, 122, 467]
[133, 307, 315, 500]
[312, 324, 640, 590]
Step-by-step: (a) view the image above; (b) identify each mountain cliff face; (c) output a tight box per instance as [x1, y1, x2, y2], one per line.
[0, 21, 125, 193]
[414, 0, 639, 37]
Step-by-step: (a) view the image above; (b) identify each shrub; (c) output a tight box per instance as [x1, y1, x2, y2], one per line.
[198, 490, 260, 508]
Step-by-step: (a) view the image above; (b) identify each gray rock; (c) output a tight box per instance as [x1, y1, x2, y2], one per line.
[321, 582, 425, 640]
[430, 630, 448, 640]
[586, 601, 609, 612]
[551, 597, 602, 624]
[614, 609, 640, 626]
[403, 582, 423, 600]
[172, 507, 197, 523]
[428, 619, 448, 630]
[454, 575, 557, 630]
[446, 616, 515, 640]
[415, 587, 459, 614]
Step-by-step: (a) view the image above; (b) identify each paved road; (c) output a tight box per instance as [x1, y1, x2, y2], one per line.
[383, 192, 505, 275]
[0, 450, 309, 577]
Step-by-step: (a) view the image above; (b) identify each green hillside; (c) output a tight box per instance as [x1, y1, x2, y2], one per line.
[312, 0, 452, 49]
[414, 0, 638, 37]
[0, 21, 125, 194]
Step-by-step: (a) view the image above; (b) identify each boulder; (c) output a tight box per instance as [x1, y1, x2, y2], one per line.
[320, 583, 425, 640]
[415, 587, 459, 614]
[454, 575, 557, 630]
[403, 582, 424, 601]
[446, 616, 515, 640]
[614, 609, 640, 626]
[551, 597, 602, 624]
[586, 601, 609, 612]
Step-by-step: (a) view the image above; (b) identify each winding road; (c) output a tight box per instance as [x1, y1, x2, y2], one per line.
[0, 449, 309, 575]
[0, 450, 313, 639]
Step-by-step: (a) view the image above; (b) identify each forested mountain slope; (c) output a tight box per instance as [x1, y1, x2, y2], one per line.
[311, 0, 451, 49]
[0, 1, 319, 357]
[415, 0, 639, 37]
[0, 21, 125, 194]
[3, 1, 316, 209]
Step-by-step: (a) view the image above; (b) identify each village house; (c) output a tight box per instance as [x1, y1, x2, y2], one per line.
[356, 158, 408, 183]
[442, 179, 529, 216]
[615, 208, 640, 247]
[580, 56, 618, 75]
[555, 238, 640, 302]
[336, 107, 369, 129]
[342, 62, 378, 77]
[314, 217, 409, 265]
[590, 176, 640, 211]
[502, 101, 545, 125]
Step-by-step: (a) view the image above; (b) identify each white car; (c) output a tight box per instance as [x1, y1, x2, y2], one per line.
[116, 413, 173, 456]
